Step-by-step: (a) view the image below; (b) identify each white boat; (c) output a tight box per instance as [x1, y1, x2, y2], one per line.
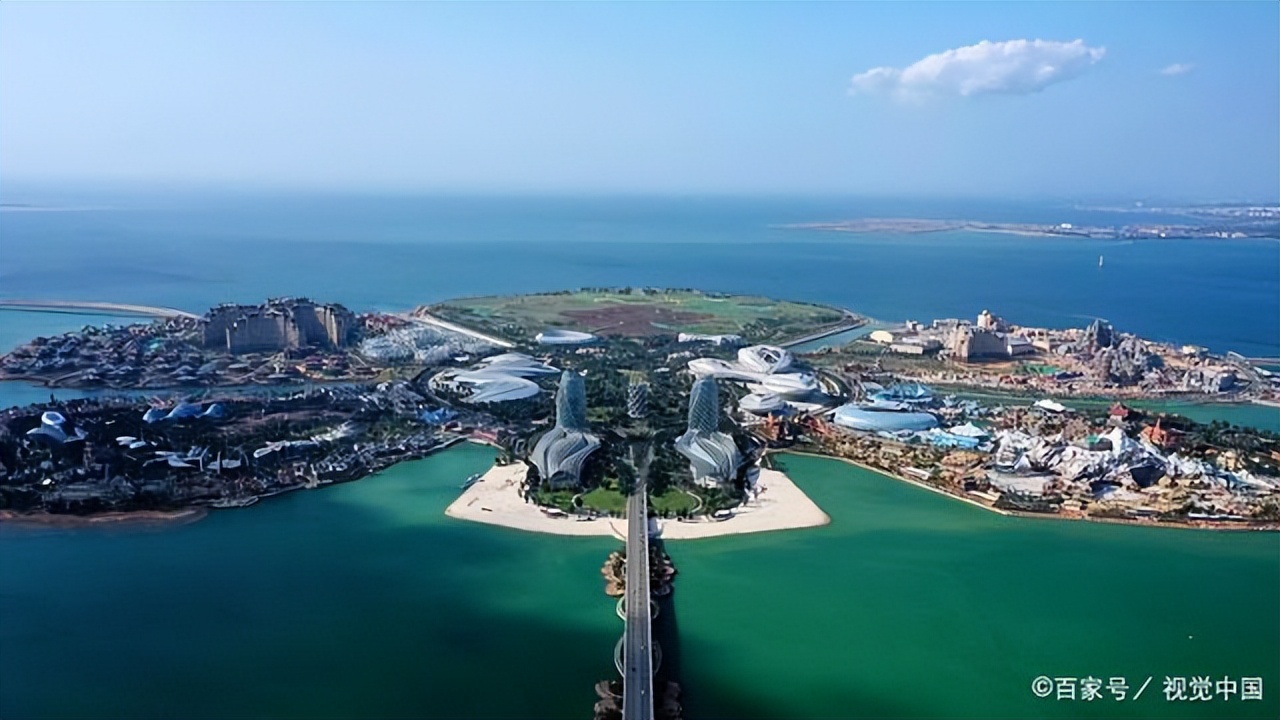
[1098, 255, 1104, 268]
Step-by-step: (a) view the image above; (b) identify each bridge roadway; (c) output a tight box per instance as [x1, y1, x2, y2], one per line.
[0, 299, 200, 320]
[622, 480, 654, 720]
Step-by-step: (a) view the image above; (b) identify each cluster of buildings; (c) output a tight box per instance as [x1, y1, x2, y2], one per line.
[0, 385, 461, 515]
[868, 310, 1036, 361]
[516, 364, 756, 492]
[0, 299, 383, 390]
[359, 322, 497, 365]
[689, 344, 824, 411]
[864, 311, 1268, 401]
[987, 418, 1278, 520]
[201, 298, 355, 354]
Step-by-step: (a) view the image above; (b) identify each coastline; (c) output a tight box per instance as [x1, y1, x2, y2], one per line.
[444, 461, 830, 540]
[780, 450, 1279, 533]
[0, 507, 207, 528]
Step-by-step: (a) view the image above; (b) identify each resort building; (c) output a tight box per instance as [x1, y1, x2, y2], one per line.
[428, 352, 558, 403]
[627, 380, 650, 419]
[831, 403, 939, 433]
[535, 329, 597, 345]
[530, 371, 601, 489]
[947, 325, 1036, 362]
[202, 298, 355, 354]
[675, 377, 743, 488]
[25, 411, 86, 445]
[739, 391, 786, 416]
[687, 344, 820, 399]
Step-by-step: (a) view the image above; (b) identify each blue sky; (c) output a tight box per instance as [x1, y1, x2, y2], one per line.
[1, 2, 1276, 200]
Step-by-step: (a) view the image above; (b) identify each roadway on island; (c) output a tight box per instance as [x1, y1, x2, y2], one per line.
[622, 444, 655, 720]
[401, 310, 516, 349]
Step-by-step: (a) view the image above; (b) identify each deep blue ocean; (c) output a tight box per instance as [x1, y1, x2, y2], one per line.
[2, 193, 1277, 359]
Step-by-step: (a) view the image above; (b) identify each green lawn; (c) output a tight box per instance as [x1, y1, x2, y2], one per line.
[431, 289, 848, 341]
[537, 482, 723, 517]
[580, 486, 628, 514]
[650, 489, 701, 515]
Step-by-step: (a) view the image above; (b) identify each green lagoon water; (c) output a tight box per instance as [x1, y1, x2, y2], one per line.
[3, 445, 1276, 719]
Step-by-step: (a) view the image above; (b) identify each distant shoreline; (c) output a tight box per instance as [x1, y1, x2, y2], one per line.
[0, 507, 207, 528]
[782, 217, 1279, 241]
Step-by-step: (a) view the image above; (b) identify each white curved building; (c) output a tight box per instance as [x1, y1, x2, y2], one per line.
[739, 392, 786, 415]
[429, 352, 557, 404]
[530, 371, 600, 489]
[536, 329, 598, 345]
[687, 344, 817, 400]
[26, 411, 86, 444]
[832, 404, 939, 433]
[736, 345, 793, 374]
[750, 373, 820, 399]
[474, 353, 559, 376]
[675, 377, 742, 488]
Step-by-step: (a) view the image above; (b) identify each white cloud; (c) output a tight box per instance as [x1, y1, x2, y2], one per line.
[850, 39, 1105, 99]
[1160, 63, 1195, 77]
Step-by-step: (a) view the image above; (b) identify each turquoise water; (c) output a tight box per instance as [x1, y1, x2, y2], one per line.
[1, 195, 1277, 718]
[678, 454, 1279, 719]
[0, 444, 620, 719]
[3, 446, 1275, 719]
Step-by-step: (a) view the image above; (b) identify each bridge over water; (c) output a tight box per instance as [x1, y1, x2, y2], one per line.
[621, 446, 656, 720]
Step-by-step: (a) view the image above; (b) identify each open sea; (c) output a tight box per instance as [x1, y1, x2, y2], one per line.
[1, 193, 1278, 719]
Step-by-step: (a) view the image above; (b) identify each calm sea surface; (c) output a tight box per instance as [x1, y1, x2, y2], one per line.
[1, 446, 1276, 719]
[2, 194, 1277, 357]
[1, 195, 1277, 718]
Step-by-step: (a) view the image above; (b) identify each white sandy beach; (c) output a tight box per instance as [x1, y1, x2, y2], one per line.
[444, 462, 829, 540]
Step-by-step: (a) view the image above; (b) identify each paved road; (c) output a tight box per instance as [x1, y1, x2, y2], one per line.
[622, 471, 654, 720]
[403, 311, 516, 348]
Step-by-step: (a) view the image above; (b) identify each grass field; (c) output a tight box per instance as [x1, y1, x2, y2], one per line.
[428, 288, 849, 342]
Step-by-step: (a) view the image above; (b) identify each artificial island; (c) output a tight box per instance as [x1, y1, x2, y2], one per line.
[1, 288, 1278, 532]
[4, 287, 1279, 719]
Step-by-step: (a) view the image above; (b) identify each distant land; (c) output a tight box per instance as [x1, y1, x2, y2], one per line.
[787, 205, 1279, 240]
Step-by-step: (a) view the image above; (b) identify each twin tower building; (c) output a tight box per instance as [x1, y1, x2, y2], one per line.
[530, 371, 742, 490]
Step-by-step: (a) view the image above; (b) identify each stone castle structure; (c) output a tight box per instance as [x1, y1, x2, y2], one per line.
[201, 298, 355, 354]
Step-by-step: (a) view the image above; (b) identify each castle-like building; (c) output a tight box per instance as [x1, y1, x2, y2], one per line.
[201, 299, 355, 355]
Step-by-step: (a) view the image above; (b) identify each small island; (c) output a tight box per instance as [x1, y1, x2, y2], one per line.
[1, 288, 1277, 532]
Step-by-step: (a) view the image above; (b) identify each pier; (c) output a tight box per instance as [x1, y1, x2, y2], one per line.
[0, 299, 200, 320]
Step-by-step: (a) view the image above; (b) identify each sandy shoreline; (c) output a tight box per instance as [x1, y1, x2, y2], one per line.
[444, 462, 830, 540]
